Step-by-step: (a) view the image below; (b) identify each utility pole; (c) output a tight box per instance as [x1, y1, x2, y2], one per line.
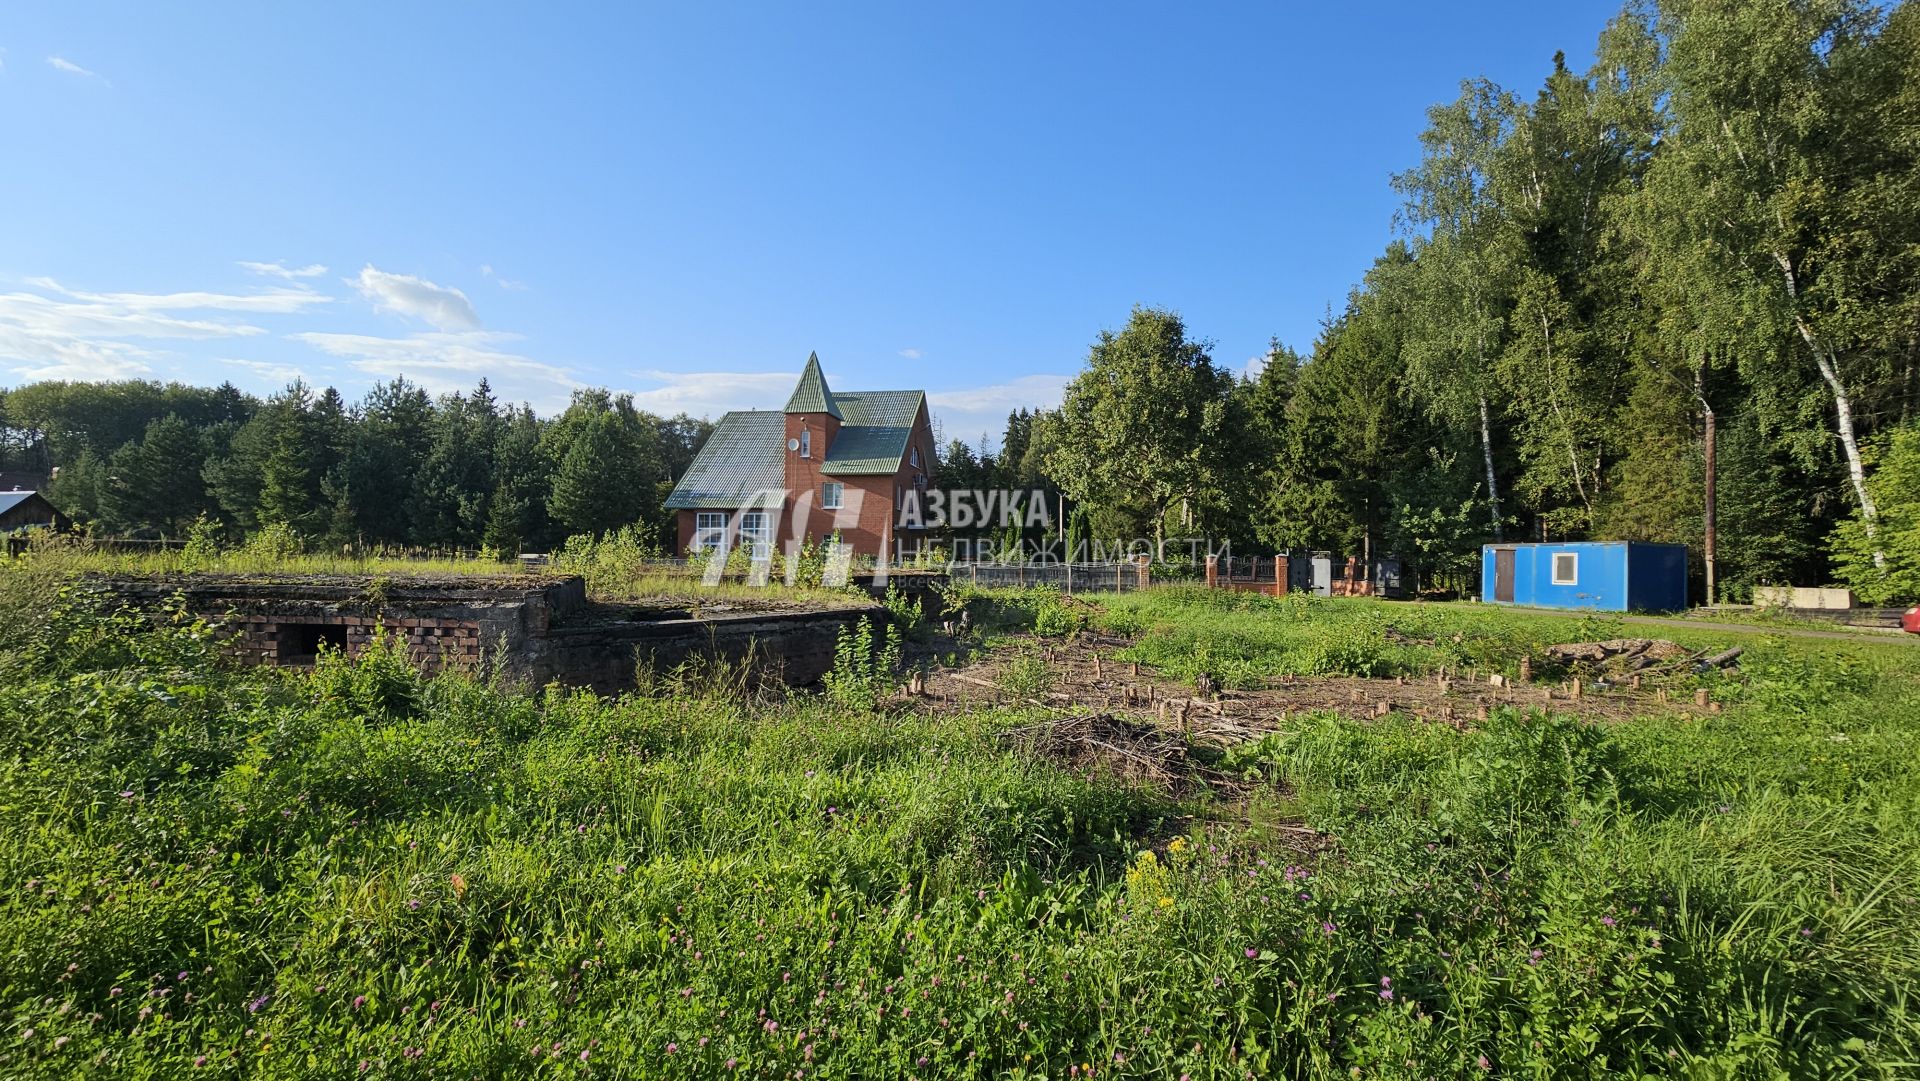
[1697, 364, 1717, 606]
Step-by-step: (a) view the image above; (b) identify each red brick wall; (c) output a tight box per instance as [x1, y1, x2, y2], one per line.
[675, 400, 938, 561]
[224, 613, 483, 672]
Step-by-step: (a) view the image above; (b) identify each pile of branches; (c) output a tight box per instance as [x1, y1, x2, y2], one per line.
[1545, 638, 1688, 669]
[1001, 711, 1197, 788]
[1545, 638, 1743, 675]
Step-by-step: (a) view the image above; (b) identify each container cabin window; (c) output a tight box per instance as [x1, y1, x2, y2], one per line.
[821, 481, 844, 509]
[1552, 551, 1578, 585]
[799, 429, 811, 458]
[694, 512, 726, 552]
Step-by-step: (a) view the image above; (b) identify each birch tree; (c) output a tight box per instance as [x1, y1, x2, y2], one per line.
[1392, 80, 1520, 539]
[1638, 0, 1912, 566]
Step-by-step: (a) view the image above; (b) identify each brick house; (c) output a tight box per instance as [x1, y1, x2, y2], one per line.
[664, 354, 936, 560]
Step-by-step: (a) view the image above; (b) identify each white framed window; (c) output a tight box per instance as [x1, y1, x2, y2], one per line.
[821, 481, 844, 510]
[739, 511, 772, 559]
[799, 429, 811, 458]
[694, 512, 726, 552]
[1552, 551, 1578, 585]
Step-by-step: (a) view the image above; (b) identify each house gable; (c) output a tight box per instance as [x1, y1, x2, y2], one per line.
[670, 354, 936, 559]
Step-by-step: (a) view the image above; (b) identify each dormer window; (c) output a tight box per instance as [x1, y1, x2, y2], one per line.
[799, 429, 811, 458]
[909, 445, 921, 468]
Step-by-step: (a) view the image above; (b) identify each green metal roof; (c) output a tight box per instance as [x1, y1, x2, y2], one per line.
[782, 352, 843, 420]
[662, 411, 788, 509]
[822, 391, 926, 475]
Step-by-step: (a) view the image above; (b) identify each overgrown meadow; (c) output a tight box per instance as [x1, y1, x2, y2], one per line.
[3, 581, 1919, 1078]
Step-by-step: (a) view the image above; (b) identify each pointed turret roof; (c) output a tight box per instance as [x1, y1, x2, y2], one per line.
[783, 352, 842, 420]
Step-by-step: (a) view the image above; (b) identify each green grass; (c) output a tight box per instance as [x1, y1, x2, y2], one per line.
[1036, 585, 1919, 691]
[2, 586, 1919, 1077]
[6, 532, 866, 609]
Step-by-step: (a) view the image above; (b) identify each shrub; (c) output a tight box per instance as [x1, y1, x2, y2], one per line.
[822, 617, 903, 710]
[998, 652, 1054, 698]
[1032, 594, 1088, 638]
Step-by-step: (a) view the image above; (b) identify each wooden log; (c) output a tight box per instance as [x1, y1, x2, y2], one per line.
[1518, 656, 1533, 682]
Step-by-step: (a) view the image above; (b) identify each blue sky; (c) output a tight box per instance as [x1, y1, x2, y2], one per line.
[1, 1, 1620, 445]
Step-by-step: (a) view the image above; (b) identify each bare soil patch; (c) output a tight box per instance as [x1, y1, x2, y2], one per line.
[910, 630, 1728, 738]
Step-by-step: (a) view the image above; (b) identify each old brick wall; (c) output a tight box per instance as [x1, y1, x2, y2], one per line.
[90, 572, 878, 697]
[223, 613, 484, 671]
[526, 606, 880, 696]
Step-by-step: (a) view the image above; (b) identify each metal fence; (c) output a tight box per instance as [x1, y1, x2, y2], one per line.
[951, 560, 1150, 594]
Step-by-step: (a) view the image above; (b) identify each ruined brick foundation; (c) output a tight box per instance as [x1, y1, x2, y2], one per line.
[89, 574, 880, 696]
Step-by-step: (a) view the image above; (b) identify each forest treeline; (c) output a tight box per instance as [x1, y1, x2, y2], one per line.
[0, 377, 711, 556]
[955, 0, 1917, 604]
[4, 0, 1918, 603]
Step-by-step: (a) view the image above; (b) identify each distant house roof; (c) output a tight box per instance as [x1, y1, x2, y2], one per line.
[665, 358, 930, 509]
[783, 352, 843, 420]
[662, 412, 788, 509]
[0, 490, 59, 531]
[821, 391, 927, 475]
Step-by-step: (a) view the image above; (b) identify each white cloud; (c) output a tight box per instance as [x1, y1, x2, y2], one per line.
[928, 373, 1069, 443]
[479, 264, 528, 291]
[239, 260, 328, 281]
[897, 348, 922, 360]
[622, 369, 801, 419]
[0, 278, 331, 382]
[24, 277, 332, 317]
[47, 56, 105, 83]
[607, 367, 1069, 437]
[352, 266, 479, 330]
[219, 357, 310, 386]
[291, 329, 576, 409]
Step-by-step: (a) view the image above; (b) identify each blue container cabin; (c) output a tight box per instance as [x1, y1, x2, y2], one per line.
[1480, 541, 1688, 612]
